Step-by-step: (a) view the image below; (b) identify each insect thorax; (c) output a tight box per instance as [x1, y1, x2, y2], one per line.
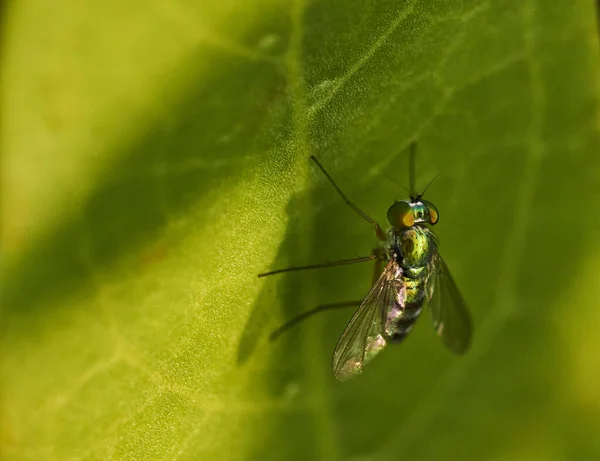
[383, 226, 435, 339]
[388, 225, 435, 270]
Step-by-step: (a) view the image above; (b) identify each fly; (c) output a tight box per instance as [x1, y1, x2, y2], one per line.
[259, 142, 472, 381]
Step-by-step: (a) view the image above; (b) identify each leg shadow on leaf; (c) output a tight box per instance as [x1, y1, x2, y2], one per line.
[237, 192, 309, 367]
[236, 178, 374, 384]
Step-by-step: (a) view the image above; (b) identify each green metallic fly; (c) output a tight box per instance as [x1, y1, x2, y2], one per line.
[259, 143, 472, 381]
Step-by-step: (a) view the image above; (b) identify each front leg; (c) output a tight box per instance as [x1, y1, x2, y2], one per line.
[371, 247, 388, 285]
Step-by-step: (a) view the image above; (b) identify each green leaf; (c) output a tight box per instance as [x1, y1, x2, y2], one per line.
[3, 0, 600, 460]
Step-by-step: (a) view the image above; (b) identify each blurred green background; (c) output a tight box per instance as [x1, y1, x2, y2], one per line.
[3, 0, 600, 460]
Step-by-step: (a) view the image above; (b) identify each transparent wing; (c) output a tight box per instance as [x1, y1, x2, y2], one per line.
[426, 251, 472, 354]
[332, 259, 403, 381]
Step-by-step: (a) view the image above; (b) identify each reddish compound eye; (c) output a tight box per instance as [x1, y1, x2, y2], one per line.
[387, 201, 414, 228]
[421, 200, 439, 225]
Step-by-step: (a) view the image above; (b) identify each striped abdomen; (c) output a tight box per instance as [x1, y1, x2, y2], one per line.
[386, 267, 427, 343]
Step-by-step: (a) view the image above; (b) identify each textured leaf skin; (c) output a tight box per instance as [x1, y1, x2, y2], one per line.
[3, 1, 600, 460]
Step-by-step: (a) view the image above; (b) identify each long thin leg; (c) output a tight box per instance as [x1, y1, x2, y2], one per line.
[310, 156, 386, 241]
[258, 254, 375, 278]
[269, 252, 386, 339]
[409, 142, 417, 200]
[270, 300, 361, 341]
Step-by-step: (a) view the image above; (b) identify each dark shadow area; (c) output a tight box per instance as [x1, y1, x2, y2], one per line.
[240, 112, 600, 461]
[239, 179, 380, 458]
[2, 31, 290, 327]
[236, 165, 380, 366]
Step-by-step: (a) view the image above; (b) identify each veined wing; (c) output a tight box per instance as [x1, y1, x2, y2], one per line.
[426, 250, 472, 354]
[332, 259, 403, 381]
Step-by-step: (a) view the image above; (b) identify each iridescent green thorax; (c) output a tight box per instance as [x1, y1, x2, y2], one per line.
[387, 225, 437, 313]
[392, 226, 436, 269]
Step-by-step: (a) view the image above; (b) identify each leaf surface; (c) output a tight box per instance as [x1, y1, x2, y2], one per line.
[3, 0, 600, 460]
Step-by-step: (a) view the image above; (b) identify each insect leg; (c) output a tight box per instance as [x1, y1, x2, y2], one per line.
[258, 254, 376, 278]
[270, 300, 361, 341]
[371, 247, 387, 285]
[310, 156, 386, 241]
[269, 252, 386, 340]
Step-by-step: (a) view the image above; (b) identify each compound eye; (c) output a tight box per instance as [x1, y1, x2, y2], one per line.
[422, 200, 439, 225]
[387, 201, 414, 228]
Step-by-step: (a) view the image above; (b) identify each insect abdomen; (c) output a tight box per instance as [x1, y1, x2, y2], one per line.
[388, 274, 425, 343]
[385, 226, 435, 342]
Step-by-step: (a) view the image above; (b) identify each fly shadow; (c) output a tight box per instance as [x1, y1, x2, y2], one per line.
[236, 162, 386, 388]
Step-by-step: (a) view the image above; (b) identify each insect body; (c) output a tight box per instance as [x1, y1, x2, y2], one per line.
[386, 213, 438, 343]
[260, 143, 472, 381]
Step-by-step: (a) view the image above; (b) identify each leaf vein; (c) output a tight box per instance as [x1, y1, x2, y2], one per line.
[285, 0, 342, 459]
[307, 0, 419, 119]
[376, 1, 547, 458]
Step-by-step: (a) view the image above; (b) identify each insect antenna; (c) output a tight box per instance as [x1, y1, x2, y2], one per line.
[408, 142, 442, 200]
[383, 174, 412, 198]
[416, 172, 442, 200]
